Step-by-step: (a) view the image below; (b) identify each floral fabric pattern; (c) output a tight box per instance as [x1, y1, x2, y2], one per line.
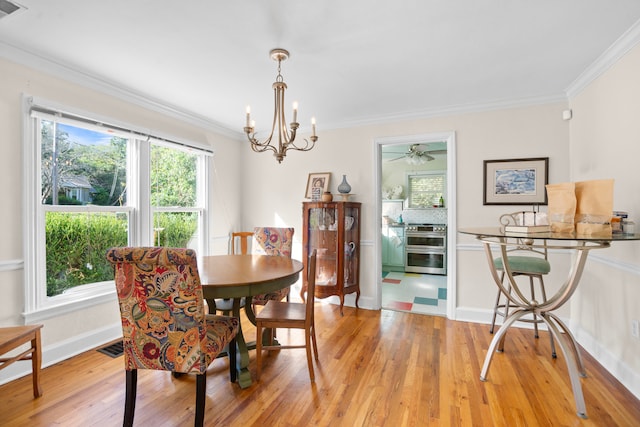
[251, 227, 294, 305]
[106, 247, 239, 373]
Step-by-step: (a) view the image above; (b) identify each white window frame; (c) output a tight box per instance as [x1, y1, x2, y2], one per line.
[22, 96, 211, 322]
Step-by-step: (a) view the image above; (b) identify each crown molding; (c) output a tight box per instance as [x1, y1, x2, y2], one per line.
[566, 19, 640, 99]
[0, 41, 244, 140]
[325, 93, 568, 131]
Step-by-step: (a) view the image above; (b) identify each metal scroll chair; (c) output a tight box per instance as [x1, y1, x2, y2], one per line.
[251, 227, 295, 309]
[106, 247, 239, 427]
[256, 250, 318, 382]
[490, 213, 556, 357]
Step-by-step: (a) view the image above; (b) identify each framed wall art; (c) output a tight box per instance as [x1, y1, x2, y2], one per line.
[305, 172, 331, 200]
[483, 157, 549, 205]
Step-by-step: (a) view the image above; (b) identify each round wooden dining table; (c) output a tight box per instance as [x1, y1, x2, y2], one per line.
[198, 254, 303, 388]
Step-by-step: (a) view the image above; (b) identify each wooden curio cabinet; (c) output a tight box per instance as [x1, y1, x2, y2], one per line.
[301, 201, 361, 315]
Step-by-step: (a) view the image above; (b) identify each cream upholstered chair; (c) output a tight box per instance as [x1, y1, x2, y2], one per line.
[491, 213, 556, 357]
[256, 250, 318, 382]
[106, 246, 239, 427]
[251, 227, 294, 308]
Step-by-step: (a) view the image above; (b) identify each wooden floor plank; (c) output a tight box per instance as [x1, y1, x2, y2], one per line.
[1, 304, 639, 426]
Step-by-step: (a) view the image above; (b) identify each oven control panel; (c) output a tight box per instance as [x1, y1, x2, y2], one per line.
[406, 224, 447, 233]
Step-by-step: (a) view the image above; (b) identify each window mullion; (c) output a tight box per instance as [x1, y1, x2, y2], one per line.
[134, 137, 152, 246]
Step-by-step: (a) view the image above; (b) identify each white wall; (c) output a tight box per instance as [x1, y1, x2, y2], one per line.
[568, 42, 640, 396]
[0, 57, 244, 383]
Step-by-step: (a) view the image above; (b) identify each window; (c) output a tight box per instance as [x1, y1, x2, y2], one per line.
[407, 172, 446, 208]
[23, 97, 211, 321]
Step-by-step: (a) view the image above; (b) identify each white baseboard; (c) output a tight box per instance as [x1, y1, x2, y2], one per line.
[571, 322, 640, 399]
[0, 322, 122, 386]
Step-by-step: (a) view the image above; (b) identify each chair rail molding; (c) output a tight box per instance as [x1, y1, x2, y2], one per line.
[0, 259, 23, 272]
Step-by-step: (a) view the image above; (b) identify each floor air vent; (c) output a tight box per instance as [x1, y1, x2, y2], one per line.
[97, 340, 124, 358]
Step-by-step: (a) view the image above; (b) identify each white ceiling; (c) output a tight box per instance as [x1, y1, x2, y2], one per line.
[2, 1, 640, 137]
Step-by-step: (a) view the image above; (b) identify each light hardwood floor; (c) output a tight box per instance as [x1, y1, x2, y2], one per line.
[2, 303, 639, 426]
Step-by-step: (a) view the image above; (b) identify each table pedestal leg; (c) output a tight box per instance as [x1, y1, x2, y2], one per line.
[481, 308, 588, 419]
[231, 298, 253, 389]
[544, 315, 587, 418]
[480, 309, 528, 380]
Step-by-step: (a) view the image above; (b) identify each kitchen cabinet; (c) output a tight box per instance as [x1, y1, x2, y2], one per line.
[301, 201, 361, 315]
[382, 225, 405, 271]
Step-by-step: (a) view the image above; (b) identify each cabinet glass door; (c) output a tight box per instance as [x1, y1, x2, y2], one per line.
[308, 206, 338, 286]
[343, 205, 359, 286]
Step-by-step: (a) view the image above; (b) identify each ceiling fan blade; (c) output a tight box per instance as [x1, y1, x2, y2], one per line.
[387, 155, 406, 162]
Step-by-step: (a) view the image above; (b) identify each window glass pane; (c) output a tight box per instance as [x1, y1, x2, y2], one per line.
[408, 174, 445, 208]
[41, 121, 128, 206]
[45, 211, 128, 297]
[153, 212, 199, 249]
[151, 145, 197, 207]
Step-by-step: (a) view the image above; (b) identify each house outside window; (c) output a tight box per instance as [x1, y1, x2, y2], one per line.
[23, 97, 211, 321]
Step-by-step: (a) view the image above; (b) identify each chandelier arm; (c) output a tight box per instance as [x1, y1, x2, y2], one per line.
[285, 136, 316, 151]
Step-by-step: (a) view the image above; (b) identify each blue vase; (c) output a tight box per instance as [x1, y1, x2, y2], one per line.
[338, 175, 351, 194]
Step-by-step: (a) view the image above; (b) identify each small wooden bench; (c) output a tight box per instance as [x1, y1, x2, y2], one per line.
[0, 324, 44, 397]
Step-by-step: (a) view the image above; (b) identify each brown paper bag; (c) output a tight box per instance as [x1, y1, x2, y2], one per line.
[546, 182, 576, 233]
[575, 179, 614, 236]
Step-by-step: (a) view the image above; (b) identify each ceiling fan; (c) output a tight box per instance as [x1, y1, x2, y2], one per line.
[387, 144, 445, 164]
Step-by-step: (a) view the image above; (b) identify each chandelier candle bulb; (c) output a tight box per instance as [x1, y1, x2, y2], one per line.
[246, 106, 251, 127]
[292, 102, 298, 123]
[312, 117, 316, 136]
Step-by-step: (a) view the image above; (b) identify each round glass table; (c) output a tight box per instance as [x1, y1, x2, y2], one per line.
[459, 227, 640, 418]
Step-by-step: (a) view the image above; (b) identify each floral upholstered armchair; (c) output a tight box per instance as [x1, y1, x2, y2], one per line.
[251, 227, 294, 307]
[106, 246, 239, 427]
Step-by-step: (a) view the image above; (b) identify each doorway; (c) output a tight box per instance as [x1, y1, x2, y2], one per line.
[375, 132, 457, 319]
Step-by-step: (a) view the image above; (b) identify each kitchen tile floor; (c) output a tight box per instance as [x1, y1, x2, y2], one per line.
[382, 271, 447, 316]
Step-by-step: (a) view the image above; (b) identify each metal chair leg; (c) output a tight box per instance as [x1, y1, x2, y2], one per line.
[530, 276, 539, 338]
[538, 277, 557, 358]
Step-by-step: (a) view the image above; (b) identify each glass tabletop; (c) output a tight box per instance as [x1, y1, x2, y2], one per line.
[459, 227, 640, 242]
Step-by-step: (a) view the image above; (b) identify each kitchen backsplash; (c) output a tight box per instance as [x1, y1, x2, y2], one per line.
[401, 208, 447, 224]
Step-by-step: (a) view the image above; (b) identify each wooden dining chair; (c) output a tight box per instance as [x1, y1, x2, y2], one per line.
[255, 250, 318, 382]
[231, 231, 254, 255]
[251, 227, 295, 309]
[212, 231, 254, 316]
[106, 246, 239, 427]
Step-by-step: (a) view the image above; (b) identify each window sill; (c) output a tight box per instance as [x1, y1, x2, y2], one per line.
[23, 285, 117, 323]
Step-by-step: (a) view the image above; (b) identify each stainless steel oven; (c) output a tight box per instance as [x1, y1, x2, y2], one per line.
[404, 224, 447, 274]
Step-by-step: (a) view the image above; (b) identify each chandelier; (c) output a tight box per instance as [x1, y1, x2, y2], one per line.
[244, 48, 317, 163]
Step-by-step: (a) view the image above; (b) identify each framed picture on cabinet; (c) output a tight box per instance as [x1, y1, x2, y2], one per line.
[305, 172, 331, 200]
[483, 157, 548, 205]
